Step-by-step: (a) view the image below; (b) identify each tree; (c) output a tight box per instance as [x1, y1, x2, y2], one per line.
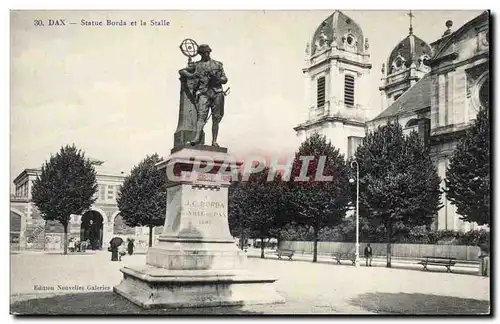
[228, 173, 251, 250]
[117, 154, 167, 247]
[31, 145, 98, 255]
[228, 169, 288, 258]
[288, 133, 351, 262]
[353, 122, 442, 267]
[445, 107, 490, 226]
[247, 169, 288, 258]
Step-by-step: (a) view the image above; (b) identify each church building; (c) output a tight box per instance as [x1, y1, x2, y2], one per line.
[294, 10, 490, 232]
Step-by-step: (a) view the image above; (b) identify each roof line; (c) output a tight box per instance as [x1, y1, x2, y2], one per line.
[373, 73, 430, 121]
[432, 11, 489, 59]
[12, 168, 127, 185]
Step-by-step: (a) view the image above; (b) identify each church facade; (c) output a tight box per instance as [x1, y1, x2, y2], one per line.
[294, 10, 490, 232]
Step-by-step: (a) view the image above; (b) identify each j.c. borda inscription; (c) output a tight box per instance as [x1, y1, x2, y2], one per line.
[182, 200, 227, 226]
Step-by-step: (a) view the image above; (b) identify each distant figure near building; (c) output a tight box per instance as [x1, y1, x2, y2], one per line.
[479, 246, 490, 277]
[127, 238, 135, 256]
[119, 245, 126, 261]
[109, 240, 119, 262]
[68, 238, 75, 253]
[364, 244, 373, 267]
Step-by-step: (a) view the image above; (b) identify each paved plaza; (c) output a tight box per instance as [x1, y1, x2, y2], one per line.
[10, 250, 490, 315]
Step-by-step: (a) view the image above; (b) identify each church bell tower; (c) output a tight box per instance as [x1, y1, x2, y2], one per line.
[294, 10, 373, 159]
[378, 11, 432, 114]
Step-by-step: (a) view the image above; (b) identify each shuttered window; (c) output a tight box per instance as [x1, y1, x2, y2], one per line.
[317, 76, 326, 108]
[107, 185, 115, 200]
[99, 185, 106, 201]
[344, 75, 355, 107]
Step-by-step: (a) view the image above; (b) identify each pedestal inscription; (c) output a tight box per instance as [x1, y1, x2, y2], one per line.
[162, 185, 231, 241]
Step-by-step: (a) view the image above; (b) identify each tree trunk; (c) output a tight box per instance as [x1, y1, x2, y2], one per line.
[240, 233, 245, 251]
[239, 221, 245, 251]
[260, 237, 265, 258]
[148, 226, 153, 247]
[386, 224, 392, 268]
[63, 223, 68, 255]
[313, 226, 318, 263]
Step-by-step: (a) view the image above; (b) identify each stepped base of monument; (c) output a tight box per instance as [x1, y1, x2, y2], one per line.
[170, 143, 228, 154]
[114, 266, 285, 309]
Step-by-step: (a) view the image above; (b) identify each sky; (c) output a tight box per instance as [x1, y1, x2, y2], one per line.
[10, 9, 484, 184]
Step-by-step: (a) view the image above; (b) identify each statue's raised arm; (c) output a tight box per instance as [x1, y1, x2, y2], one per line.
[179, 62, 197, 79]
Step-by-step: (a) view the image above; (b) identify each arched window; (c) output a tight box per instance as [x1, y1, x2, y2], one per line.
[346, 34, 355, 46]
[344, 75, 355, 107]
[317, 76, 326, 108]
[472, 72, 489, 112]
[344, 33, 357, 51]
[479, 77, 489, 109]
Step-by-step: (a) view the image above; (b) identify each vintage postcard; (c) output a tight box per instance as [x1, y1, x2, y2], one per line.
[9, 9, 490, 315]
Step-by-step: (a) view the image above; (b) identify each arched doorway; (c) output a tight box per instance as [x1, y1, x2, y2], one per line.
[81, 210, 104, 250]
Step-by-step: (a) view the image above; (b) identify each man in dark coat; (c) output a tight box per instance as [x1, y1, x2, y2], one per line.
[364, 244, 373, 267]
[127, 239, 135, 256]
[110, 240, 119, 261]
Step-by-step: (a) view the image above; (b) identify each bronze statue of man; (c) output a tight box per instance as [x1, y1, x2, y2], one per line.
[178, 44, 227, 147]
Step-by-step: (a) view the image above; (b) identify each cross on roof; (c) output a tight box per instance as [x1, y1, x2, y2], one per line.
[407, 10, 415, 35]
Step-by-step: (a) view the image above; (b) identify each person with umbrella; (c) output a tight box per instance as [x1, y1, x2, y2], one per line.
[109, 237, 123, 261]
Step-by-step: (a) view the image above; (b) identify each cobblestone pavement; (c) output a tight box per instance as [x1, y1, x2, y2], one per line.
[10, 251, 490, 314]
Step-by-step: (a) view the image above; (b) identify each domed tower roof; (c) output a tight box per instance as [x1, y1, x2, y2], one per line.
[387, 33, 431, 75]
[310, 10, 366, 56]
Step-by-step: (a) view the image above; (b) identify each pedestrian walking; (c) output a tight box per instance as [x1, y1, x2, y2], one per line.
[68, 238, 75, 253]
[127, 238, 135, 256]
[109, 237, 123, 262]
[119, 245, 126, 261]
[479, 246, 490, 277]
[364, 244, 373, 267]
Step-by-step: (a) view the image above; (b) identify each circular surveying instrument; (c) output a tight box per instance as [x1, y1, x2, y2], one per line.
[179, 38, 198, 63]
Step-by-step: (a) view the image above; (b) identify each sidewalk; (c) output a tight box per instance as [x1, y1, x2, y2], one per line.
[11, 249, 100, 255]
[245, 249, 480, 275]
[11, 246, 150, 254]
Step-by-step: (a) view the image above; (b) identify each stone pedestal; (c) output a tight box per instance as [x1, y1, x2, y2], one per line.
[114, 146, 285, 309]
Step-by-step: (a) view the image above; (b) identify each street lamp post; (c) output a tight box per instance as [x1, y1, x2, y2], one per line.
[349, 161, 360, 268]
